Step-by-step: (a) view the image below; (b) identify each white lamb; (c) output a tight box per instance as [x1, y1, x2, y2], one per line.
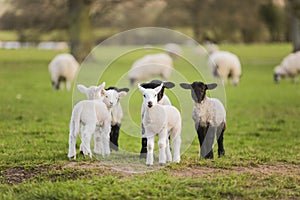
[138, 83, 182, 166]
[77, 83, 105, 100]
[274, 51, 300, 83]
[77, 83, 128, 152]
[164, 43, 182, 58]
[128, 53, 173, 86]
[48, 53, 79, 90]
[139, 80, 175, 158]
[208, 51, 242, 86]
[68, 84, 127, 159]
[180, 81, 226, 159]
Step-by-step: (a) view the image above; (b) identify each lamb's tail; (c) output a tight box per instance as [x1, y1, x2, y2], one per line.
[70, 105, 81, 138]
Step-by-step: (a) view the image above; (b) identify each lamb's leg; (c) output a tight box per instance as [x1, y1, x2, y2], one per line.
[217, 123, 226, 157]
[140, 123, 148, 158]
[68, 123, 80, 159]
[172, 133, 181, 163]
[94, 126, 101, 155]
[110, 123, 120, 151]
[158, 129, 168, 165]
[166, 136, 172, 162]
[81, 124, 94, 158]
[102, 120, 111, 156]
[197, 124, 214, 159]
[146, 135, 155, 166]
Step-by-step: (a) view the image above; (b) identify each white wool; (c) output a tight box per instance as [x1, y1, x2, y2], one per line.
[274, 52, 300, 82]
[138, 84, 181, 165]
[208, 51, 242, 86]
[128, 53, 173, 84]
[68, 99, 111, 159]
[48, 53, 79, 90]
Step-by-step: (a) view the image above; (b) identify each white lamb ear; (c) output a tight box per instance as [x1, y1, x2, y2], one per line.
[118, 91, 127, 99]
[179, 83, 191, 89]
[138, 84, 146, 93]
[77, 84, 87, 94]
[154, 83, 164, 94]
[100, 82, 106, 89]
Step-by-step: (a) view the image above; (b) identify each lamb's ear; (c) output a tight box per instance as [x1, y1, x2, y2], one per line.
[119, 88, 129, 92]
[138, 84, 146, 93]
[150, 79, 162, 84]
[206, 83, 217, 90]
[154, 83, 164, 94]
[180, 83, 192, 89]
[163, 81, 175, 89]
[99, 82, 106, 89]
[118, 91, 127, 99]
[77, 84, 87, 94]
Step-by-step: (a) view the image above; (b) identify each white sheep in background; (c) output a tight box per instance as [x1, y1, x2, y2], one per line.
[138, 83, 181, 166]
[208, 51, 242, 86]
[48, 53, 79, 90]
[164, 43, 182, 58]
[128, 53, 173, 86]
[68, 84, 127, 159]
[105, 86, 129, 151]
[139, 80, 175, 158]
[180, 81, 226, 159]
[274, 51, 300, 83]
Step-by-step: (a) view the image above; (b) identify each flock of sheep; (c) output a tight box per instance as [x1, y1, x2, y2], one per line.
[48, 43, 299, 165]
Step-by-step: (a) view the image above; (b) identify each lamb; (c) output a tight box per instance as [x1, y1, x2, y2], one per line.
[77, 83, 106, 100]
[68, 84, 127, 159]
[48, 53, 79, 90]
[128, 53, 173, 86]
[274, 51, 300, 83]
[139, 80, 175, 158]
[164, 43, 182, 58]
[180, 81, 226, 159]
[138, 83, 182, 166]
[208, 51, 242, 86]
[76, 83, 129, 152]
[105, 86, 129, 151]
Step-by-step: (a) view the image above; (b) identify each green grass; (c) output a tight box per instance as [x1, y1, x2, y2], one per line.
[0, 44, 299, 199]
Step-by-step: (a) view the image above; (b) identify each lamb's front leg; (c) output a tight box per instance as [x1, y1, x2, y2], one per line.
[146, 135, 155, 166]
[158, 129, 168, 166]
[101, 120, 111, 156]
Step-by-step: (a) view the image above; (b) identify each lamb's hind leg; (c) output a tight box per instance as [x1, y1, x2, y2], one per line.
[81, 124, 95, 158]
[110, 123, 120, 151]
[172, 132, 181, 163]
[140, 123, 148, 159]
[217, 123, 226, 157]
[94, 126, 102, 155]
[101, 120, 111, 156]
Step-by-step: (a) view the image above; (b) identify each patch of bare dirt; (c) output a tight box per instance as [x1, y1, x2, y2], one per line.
[170, 164, 300, 178]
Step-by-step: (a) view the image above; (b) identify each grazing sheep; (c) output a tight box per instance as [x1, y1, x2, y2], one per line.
[208, 51, 242, 86]
[274, 51, 300, 83]
[128, 53, 173, 86]
[105, 86, 129, 151]
[180, 81, 226, 159]
[138, 83, 181, 166]
[139, 80, 175, 158]
[205, 42, 219, 55]
[164, 43, 182, 58]
[68, 86, 127, 159]
[48, 53, 79, 90]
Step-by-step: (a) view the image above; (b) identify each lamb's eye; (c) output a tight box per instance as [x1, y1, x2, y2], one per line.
[154, 94, 157, 97]
[105, 96, 108, 98]
[143, 94, 146, 98]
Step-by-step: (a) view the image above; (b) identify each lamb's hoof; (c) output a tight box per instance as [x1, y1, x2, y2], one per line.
[68, 156, 76, 160]
[159, 163, 166, 166]
[139, 153, 147, 159]
[80, 151, 84, 155]
[110, 145, 119, 151]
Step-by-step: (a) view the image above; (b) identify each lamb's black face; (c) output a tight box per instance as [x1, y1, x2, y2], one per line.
[191, 82, 207, 103]
[140, 82, 164, 102]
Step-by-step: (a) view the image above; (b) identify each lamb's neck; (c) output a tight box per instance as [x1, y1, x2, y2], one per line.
[195, 96, 209, 108]
[144, 105, 159, 123]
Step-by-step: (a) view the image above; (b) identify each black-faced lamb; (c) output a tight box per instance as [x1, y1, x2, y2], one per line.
[180, 81, 226, 159]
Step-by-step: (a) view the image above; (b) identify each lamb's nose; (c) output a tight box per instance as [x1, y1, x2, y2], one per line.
[148, 101, 153, 108]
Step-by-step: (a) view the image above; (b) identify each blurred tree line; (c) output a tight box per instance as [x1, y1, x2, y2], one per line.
[0, 0, 299, 60]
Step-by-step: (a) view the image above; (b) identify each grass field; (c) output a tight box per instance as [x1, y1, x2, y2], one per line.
[0, 43, 299, 199]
